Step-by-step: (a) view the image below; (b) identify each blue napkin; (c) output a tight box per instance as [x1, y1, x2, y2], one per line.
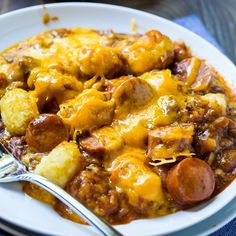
[173, 15, 223, 52]
[173, 15, 235, 236]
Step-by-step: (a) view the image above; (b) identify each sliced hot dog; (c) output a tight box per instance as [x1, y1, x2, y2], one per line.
[26, 114, 68, 153]
[166, 157, 215, 206]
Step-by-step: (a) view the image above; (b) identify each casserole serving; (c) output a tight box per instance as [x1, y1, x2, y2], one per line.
[0, 3, 235, 236]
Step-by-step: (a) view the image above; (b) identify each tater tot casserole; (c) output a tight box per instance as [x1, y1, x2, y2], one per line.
[0, 28, 235, 224]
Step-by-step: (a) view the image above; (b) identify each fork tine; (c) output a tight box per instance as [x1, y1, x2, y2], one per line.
[0, 143, 123, 235]
[0, 154, 18, 178]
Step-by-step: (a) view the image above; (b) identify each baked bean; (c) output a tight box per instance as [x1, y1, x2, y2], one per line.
[218, 149, 236, 172]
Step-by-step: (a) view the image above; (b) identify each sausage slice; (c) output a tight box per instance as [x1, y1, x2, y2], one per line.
[218, 149, 236, 172]
[173, 58, 219, 92]
[166, 157, 215, 206]
[26, 114, 68, 153]
[79, 136, 105, 156]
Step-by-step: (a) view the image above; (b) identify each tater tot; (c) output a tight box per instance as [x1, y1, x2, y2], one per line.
[58, 89, 114, 131]
[28, 69, 83, 107]
[26, 114, 69, 153]
[111, 152, 165, 211]
[34, 141, 82, 188]
[78, 45, 123, 78]
[118, 30, 174, 75]
[0, 88, 39, 135]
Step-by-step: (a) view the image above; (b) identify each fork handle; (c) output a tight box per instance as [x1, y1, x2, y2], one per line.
[18, 173, 123, 236]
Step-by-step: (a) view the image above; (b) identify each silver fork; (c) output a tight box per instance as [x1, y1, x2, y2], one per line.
[0, 143, 123, 236]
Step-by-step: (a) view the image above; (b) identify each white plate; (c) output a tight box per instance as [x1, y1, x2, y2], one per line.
[0, 2, 235, 236]
[1, 190, 235, 236]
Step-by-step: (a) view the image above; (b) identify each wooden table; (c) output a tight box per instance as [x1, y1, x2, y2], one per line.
[1, 0, 236, 63]
[0, 0, 235, 235]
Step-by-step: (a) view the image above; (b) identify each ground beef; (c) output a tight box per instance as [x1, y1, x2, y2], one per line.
[55, 164, 141, 224]
[7, 136, 27, 159]
[68, 165, 119, 216]
[55, 165, 120, 223]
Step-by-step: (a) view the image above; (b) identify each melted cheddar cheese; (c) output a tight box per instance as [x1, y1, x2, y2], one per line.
[0, 27, 235, 225]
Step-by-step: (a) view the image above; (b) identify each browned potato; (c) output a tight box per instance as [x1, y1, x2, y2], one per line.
[58, 89, 114, 131]
[120, 121, 148, 148]
[140, 69, 182, 97]
[117, 30, 174, 75]
[111, 152, 165, 212]
[26, 114, 68, 152]
[7, 60, 25, 82]
[28, 69, 83, 107]
[78, 45, 123, 78]
[34, 141, 82, 187]
[0, 88, 39, 135]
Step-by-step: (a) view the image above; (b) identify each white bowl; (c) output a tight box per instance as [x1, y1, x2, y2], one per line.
[0, 3, 235, 236]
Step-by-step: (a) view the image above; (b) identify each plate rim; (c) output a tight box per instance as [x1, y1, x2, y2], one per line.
[0, 197, 235, 236]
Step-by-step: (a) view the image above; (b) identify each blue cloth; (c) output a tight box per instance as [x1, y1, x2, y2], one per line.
[173, 15, 235, 236]
[173, 15, 223, 51]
